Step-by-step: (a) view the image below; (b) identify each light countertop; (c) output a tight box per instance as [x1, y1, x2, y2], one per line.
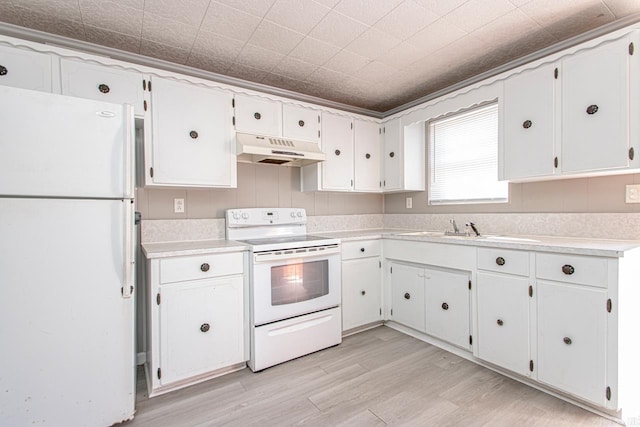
[142, 239, 249, 259]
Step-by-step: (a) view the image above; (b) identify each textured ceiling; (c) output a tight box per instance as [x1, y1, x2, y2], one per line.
[1, 0, 640, 112]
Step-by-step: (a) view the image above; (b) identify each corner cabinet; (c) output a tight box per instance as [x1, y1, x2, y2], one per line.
[145, 251, 248, 397]
[380, 118, 425, 192]
[143, 76, 236, 188]
[341, 240, 382, 332]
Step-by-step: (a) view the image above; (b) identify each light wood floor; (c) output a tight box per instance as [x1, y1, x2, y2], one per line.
[124, 326, 619, 427]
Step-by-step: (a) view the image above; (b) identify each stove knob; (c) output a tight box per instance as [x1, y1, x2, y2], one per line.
[290, 211, 296, 218]
[242, 212, 249, 219]
[232, 212, 240, 220]
[296, 211, 303, 218]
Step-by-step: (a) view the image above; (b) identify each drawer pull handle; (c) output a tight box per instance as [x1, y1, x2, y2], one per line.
[562, 264, 575, 275]
[254, 112, 261, 120]
[98, 83, 110, 93]
[404, 292, 411, 300]
[0, 65, 7, 76]
[522, 120, 532, 129]
[360, 247, 365, 252]
[200, 263, 210, 272]
[190, 130, 199, 139]
[200, 323, 210, 333]
[586, 104, 599, 115]
[563, 336, 572, 345]
[441, 302, 449, 310]
[361, 290, 366, 296]
[497, 319, 504, 326]
[298, 120, 305, 127]
[496, 257, 506, 266]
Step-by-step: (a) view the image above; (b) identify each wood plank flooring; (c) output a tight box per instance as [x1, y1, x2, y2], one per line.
[124, 326, 619, 427]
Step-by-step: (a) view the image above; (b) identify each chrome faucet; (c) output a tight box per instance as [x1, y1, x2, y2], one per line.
[467, 222, 480, 237]
[450, 219, 460, 234]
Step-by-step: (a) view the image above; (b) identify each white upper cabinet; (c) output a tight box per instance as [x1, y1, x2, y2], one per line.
[502, 63, 556, 180]
[354, 119, 381, 192]
[381, 118, 402, 191]
[380, 118, 425, 192]
[282, 104, 320, 143]
[145, 76, 236, 188]
[0, 45, 52, 92]
[234, 94, 282, 137]
[320, 112, 354, 191]
[60, 59, 145, 116]
[561, 36, 635, 174]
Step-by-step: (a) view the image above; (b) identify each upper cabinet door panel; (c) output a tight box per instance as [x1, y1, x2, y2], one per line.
[150, 77, 235, 187]
[382, 119, 402, 191]
[502, 63, 556, 180]
[60, 59, 145, 115]
[561, 37, 631, 173]
[0, 45, 52, 92]
[234, 94, 282, 137]
[283, 104, 319, 143]
[321, 112, 354, 191]
[354, 119, 381, 192]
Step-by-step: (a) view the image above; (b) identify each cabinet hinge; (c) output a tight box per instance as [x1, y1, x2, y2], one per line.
[232, 98, 235, 108]
[606, 386, 611, 401]
[468, 279, 471, 290]
[554, 67, 558, 79]
[142, 79, 146, 91]
[350, 122, 353, 130]
[380, 308, 382, 315]
[318, 130, 320, 138]
[318, 115, 320, 123]
[149, 167, 154, 178]
[379, 128, 381, 135]
[554, 156, 558, 168]
[529, 285, 533, 297]
[629, 147, 635, 161]
[156, 292, 161, 305]
[607, 298, 612, 313]
[383, 127, 386, 134]
[148, 80, 152, 92]
[530, 360, 534, 372]
[379, 181, 382, 188]
[157, 367, 162, 380]
[391, 308, 393, 316]
[469, 335, 473, 345]
[629, 42, 634, 55]
[232, 116, 235, 126]
[390, 266, 393, 274]
[383, 180, 386, 187]
[379, 260, 381, 268]
[143, 100, 147, 111]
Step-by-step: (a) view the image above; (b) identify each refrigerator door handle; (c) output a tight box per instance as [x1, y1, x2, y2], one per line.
[122, 199, 135, 298]
[124, 104, 135, 199]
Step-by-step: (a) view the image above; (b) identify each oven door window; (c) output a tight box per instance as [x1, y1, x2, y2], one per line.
[271, 260, 329, 305]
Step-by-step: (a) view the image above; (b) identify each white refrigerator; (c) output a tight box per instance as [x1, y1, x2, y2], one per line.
[0, 86, 136, 426]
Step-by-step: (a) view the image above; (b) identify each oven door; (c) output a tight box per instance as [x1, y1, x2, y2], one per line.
[252, 247, 341, 326]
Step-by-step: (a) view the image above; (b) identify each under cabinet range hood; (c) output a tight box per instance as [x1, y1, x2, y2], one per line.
[236, 133, 325, 167]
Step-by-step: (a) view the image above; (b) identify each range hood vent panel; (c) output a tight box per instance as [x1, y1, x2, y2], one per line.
[236, 133, 325, 167]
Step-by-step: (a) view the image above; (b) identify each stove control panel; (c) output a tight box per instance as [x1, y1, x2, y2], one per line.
[226, 208, 307, 226]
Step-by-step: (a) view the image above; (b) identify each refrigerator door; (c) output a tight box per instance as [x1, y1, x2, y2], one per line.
[0, 198, 135, 426]
[0, 86, 134, 199]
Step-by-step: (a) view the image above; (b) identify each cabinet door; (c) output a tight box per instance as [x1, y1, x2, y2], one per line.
[283, 104, 319, 143]
[342, 257, 381, 331]
[390, 263, 425, 332]
[60, 59, 145, 115]
[0, 45, 52, 91]
[148, 77, 235, 187]
[476, 272, 531, 376]
[561, 37, 631, 173]
[321, 112, 354, 191]
[502, 63, 556, 180]
[424, 268, 470, 349]
[159, 276, 244, 385]
[354, 119, 381, 192]
[537, 280, 607, 406]
[234, 94, 282, 137]
[382, 119, 402, 191]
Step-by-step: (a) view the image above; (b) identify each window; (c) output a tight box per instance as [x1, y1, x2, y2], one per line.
[428, 102, 507, 205]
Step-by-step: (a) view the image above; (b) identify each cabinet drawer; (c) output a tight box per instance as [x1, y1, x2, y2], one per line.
[478, 247, 529, 276]
[160, 252, 243, 284]
[536, 253, 609, 288]
[342, 240, 381, 260]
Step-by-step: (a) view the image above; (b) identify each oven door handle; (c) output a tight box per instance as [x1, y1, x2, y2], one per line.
[267, 312, 336, 336]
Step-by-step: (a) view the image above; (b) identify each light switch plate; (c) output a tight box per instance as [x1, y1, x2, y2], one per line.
[406, 197, 413, 209]
[174, 198, 185, 213]
[626, 184, 640, 203]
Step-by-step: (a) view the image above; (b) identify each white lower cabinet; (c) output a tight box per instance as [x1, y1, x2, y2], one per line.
[424, 268, 470, 350]
[389, 263, 426, 332]
[342, 256, 382, 331]
[145, 251, 247, 396]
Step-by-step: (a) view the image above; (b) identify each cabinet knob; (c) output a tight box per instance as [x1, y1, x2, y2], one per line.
[497, 319, 504, 326]
[586, 104, 599, 115]
[389, 151, 395, 158]
[495, 257, 506, 266]
[335, 149, 341, 156]
[360, 247, 365, 252]
[254, 112, 261, 120]
[200, 323, 210, 333]
[298, 120, 305, 127]
[441, 302, 449, 310]
[200, 263, 210, 272]
[98, 83, 110, 94]
[562, 264, 575, 275]
[365, 153, 371, 159]
[404, 292, 411, 300]
[0, 65, 7, 76]
[563, 336, 572, 345]
[361, 290, 366, 296]
[190, 130, 199, 139]
[522, 120, 532, 129]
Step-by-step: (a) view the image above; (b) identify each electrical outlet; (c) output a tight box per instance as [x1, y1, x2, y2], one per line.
[406, 197, 413, 209]
[174, 198, 185, 213]
[626, 184, 640, 203]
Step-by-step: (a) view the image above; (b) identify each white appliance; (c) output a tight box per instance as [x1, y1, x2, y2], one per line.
[0, 86, 136, 426]
[226, 208, 341, 371]
[236, 132, 325, 166]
